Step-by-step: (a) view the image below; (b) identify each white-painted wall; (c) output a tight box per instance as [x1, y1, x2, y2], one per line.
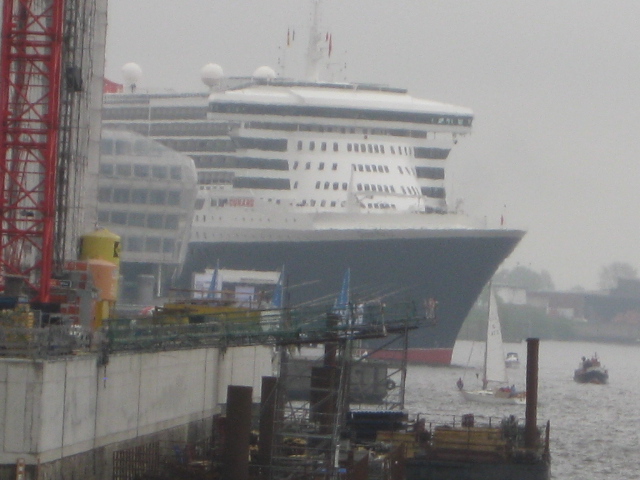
[0, 346, 276, 465]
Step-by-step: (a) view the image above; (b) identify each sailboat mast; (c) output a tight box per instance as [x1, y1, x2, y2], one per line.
[481, 287, 490, 387]
[485, 288, 509, 385]
[482, 320, 489, 387]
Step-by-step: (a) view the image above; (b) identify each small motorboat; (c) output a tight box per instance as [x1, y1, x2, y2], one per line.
[505, 352, 520, 368]
[574, 354, 608, 384]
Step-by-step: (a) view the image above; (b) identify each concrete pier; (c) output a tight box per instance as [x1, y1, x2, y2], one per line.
[0, 345, 275, 479]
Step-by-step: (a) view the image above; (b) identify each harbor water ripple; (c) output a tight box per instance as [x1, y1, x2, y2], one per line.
[403, 340, 640, 479]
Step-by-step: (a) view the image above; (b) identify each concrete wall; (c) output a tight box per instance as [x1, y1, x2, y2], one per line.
[0, 345, 275, 470]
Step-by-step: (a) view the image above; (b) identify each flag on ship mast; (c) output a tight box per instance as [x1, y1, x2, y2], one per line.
[272, 266, 285, 308]
[207, 261, 221, 299]
[333, 268, 350, 318]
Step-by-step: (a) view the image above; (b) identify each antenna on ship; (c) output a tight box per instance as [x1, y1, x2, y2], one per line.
[305, 0, 324, 81]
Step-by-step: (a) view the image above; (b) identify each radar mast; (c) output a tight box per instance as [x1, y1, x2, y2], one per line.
[304, 0, 324, 82]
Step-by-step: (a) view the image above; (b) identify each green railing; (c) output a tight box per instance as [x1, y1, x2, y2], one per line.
[106, 301, 421, 352]
[0, 324, 92, 358]
[0, 301, 424, 357]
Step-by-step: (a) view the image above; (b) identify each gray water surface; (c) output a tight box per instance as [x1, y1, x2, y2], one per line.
[404, 340, 640, 479]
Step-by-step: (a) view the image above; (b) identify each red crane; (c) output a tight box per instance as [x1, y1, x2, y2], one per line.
[0, 0, 65, 303]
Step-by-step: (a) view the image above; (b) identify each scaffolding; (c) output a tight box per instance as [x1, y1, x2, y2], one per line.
[258, 302, 428, 480]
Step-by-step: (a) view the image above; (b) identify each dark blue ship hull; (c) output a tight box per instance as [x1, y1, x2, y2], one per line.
[182, 230, 523, 364]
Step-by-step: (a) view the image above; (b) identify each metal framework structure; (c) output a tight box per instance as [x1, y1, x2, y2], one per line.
[0, 0, 65, 303]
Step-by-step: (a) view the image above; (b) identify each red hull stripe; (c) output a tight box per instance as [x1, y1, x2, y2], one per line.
[369, 348, 453, 365]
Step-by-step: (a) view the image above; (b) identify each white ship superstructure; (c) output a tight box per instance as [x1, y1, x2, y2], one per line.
[190, 79, 478, 244]
[212, 81, 469, 210]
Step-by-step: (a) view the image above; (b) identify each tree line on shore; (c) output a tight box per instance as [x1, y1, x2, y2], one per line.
[456, 260, 640, 343]
[456, 302, 576, 342]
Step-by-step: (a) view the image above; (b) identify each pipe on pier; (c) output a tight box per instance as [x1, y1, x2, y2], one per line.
[223, 385, 253, 480]
[524, 338, 539, 449]
[258, 376, 277, 471]
[310, 366, 339, 432]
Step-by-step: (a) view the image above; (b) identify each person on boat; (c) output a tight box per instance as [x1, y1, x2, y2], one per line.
[456, 377, 464, 390]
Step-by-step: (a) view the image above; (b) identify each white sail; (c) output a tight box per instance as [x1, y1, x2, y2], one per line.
[483, 290, 508, 384]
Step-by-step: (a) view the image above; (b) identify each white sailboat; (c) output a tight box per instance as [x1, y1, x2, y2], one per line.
[458, 290, 526, 405]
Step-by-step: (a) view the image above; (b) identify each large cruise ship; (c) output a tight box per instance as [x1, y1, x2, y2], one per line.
[101, 6, 524, 364]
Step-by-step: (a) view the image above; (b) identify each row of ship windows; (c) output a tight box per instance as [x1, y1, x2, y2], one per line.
[122, 235, 178, 254]
[296, 140, 414, 157]
[104, 117, 432, 141]
[363, 203, 397, 209]
[107, 123, 234, 156]
[422, 187, 446, 199]
[102, 134, 233, 154]
[101, 138, 165, 157]
[245, 121, 429, 139]
[197, 199, 397, 211]
[416, 166, 445, 180]
[152, 123, 227, 137]
[309, 180, 417, 197]
[293, 161, 416, 177]
[238, 137, 450, 160]
[211, 103, 473, 127]
[102, 106, 207, 121]
[297, 199, 343, 208]
[356, 184, 420, 195]
[291, 161, 411, 175]
[349, 143, 412, 156]
[99, 162, 184, 180]
[104, 103, 468, 133]
[195, 158, 443, 182]
[162, 138, 234, 152]
[293, 160, 337, 171]
[314, 181, 349, 191]
[295, 199, 398, 210]
[97, 210, 181, 230]
[193, 156, 414, 175]
[198, 156, 288, 171]
[103, 121, 229, 137]
[105, 117, 439, 142]
[98, 187, 183, 206]
[351, 163, 404, 175]
[195, 174, 290, 190]
[353, 164, 392, 174]
[308, 181, 428, 197]
[198, 171, 234, 185]
[193, 215, 294, 223]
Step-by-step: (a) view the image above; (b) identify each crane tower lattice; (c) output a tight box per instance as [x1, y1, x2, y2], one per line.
[0, 0, 65, 303]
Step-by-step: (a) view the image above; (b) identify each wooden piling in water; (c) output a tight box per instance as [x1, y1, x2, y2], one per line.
[525, 338, 539, 449]
[223, 385, 253, 480]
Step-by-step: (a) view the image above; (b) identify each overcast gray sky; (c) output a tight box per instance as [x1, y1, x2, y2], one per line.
[105, 1, 640, 291]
